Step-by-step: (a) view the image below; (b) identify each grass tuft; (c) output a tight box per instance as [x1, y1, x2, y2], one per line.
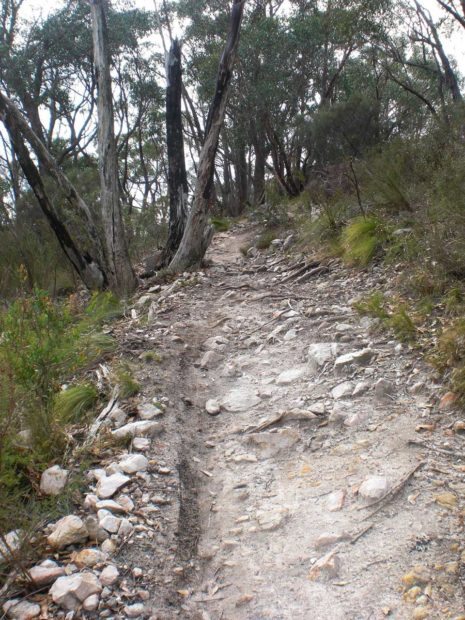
[54, 384, 99, 423]
[341, 216, 389, 266]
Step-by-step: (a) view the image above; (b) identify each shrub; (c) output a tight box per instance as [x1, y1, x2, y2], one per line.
[54, 384, 99, 423]
[341, 216, 391, 266]
[210, 217, 230, 232]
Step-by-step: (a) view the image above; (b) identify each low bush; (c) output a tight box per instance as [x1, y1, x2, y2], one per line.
[340, 216, 391, 266]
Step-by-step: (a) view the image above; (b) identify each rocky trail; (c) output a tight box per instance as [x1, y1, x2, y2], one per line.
[3, 224, 465, 620]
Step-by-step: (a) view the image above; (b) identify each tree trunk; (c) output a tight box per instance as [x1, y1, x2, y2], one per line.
[0, 102, 107, 290]
[90, 0, 137, 297]
[161, 39, 189, 267]
[168, 0, 246, 273]
[0, 89, 109, 278]
[251, 119, 266, 205]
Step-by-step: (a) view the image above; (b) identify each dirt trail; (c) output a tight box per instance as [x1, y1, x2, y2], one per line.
[134, 225, 464, 620]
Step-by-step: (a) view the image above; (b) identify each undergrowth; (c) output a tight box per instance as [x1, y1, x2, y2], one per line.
[0, 290, 120, 534]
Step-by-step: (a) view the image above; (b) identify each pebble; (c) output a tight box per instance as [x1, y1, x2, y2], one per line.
[334, 348, 375, 372]
[2, 600, 41, 619]
[358, 476, 389, 501]
[99, 565, 119, 586]
[96, 473, 130, 499]
[28, 559, 65, 586]
[124, 603, 147, 617]
[276, 367, 306, 385]
[119, 454, 149, 474]
[326, 490, 346, 512]
[71, 548, 107, 568]
[47, 515, 88, 550]
[50, 572, 102, 611]
[308, 551, 340, 581]
[206, 399, 221, 415]
[331, 382, 353, 399]
[138, 403, 163, 420]
[307, 343, 339, 368]
[112, 420, 163, 440]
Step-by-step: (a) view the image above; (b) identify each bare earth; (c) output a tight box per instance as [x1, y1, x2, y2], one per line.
[121, 224, 465, 620]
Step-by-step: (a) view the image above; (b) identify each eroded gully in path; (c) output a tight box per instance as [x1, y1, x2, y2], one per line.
[139, 224, 464, 620]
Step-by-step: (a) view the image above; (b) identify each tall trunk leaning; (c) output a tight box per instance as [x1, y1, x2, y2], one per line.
[161, 38, 189, 267]
[0, 99, 107, 290]
[0, 90, 108, 289]
[168, 0, 246, 273]
[89, 0, 137, 297]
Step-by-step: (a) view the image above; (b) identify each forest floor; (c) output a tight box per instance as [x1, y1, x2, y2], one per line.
[7, 223, 465, 620]
[115, 223, 464, 620]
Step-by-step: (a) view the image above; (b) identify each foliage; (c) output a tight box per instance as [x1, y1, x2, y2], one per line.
[54, 384, 99, 423]
[210, 217, 231, 232]
[113, 364, 140, 399]
[340, 216, 391, 266]
[0, 290, 116, 531]
[354, 292, 417, 342]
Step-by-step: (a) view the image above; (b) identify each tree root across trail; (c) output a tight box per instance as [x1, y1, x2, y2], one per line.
[116, 224, 464, 620]
[27, 224, 462, 619]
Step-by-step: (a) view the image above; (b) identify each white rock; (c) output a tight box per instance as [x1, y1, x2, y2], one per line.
[0, 530, 21, 562]
[101, 539, 117, 555]
[276, 367, 306, 385]
[112, 420, 163, 440]
[28, 560, 65, 586]
[99, 564, 119, 586]
[353, 382, 370, 397]
[138, 403, 163, 420]
[96, 473, 130, 499]
[2, 599, 41, 619]
[206, 399, 221, 416]
[124, 603, 147, 617]
[108, 407, 127, 428]
[50, 573, 102, 610]
[47, 515, 88, 549]
[119, 454, 149, 474]
[247, 429, 300, 459]
[283, 329, 297, 341]
[331, 382, 354, 400]
[84, 494, 98, 510]
[95, 499, 127, 513]
[40, 465, 68, 496]
[117, 495, 135, 512]
[374, 378, 395, 400]
[326, 490, 346, 512]
[200, 350, 223, 369]
[359, 476, 389, 501]
[98, 511, 121, 534]
[334, 348, 375, 372]
[203, 335, 228, 351]
[82, 593, 100, 611]
[308, 343, 339, 368]
[118, 518, 134, 537]
[133, 437, 151, 451]
[221, 388, 261, 412]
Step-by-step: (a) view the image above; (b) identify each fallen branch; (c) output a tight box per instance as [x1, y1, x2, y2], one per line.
[294, 265, 330, 285]
[280, 260, 321, 284]
[408, 439, 465, 459]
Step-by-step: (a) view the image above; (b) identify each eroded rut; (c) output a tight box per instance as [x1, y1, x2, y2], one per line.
[131, 225, 464, 620]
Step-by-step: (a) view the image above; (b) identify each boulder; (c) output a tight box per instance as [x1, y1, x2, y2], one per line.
[50, 573, 102, 610]
[47, 515, 88, 550]
[39, 465, 68, 496]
